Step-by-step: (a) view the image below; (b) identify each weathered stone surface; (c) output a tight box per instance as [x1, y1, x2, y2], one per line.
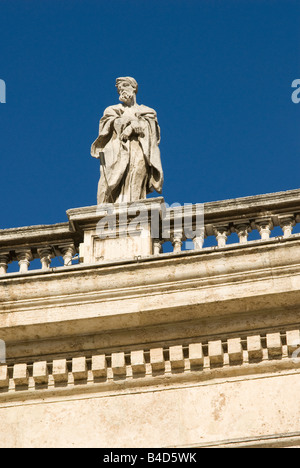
[111, 352, 126, 376]
[131, 350, 146, 374]
[13, 363, 28, 386]
[72, 197, 165, 263]
[1, 188, 300, 447]
[227, 338, 243, 364]
[0, 365, 9, 387]
[91, 77, 163, 204]
[208, 340, 224, 365]
[72, 357, 88, 380]
[2, 236, 300, 353]
[169, 345, 184, 370]
[1, 371, 300, 447]
[247, 335, 263, 361]
[286, 330, 300, 355]
[188, 343, 203, 367]
[52, 359, 68, 383]
[33, 361, 48, 384]
[266, 332, 282, 358]
[150, 348, 165, 372]
[91, 355, 107, 378]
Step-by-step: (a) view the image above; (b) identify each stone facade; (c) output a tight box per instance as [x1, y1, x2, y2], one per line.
[1, 189, 300, 447]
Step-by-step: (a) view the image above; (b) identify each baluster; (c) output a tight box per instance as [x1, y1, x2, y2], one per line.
[37, 247, 53, 270]
[0, 253, 10, 275]
[153, 239, 163, 255]
[279, 215, 295, 238]
[172, 232, 183, 254]
[255, 219, 273, 240]
[213, 225, 229, 248]
[16, 249, 33, 273]
[234, 223, 251, 244]
[60, 244, 76, 266]
[193, 230, 205, 250]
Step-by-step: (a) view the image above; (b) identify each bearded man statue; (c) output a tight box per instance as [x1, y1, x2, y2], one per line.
[91, 77, 164, 204]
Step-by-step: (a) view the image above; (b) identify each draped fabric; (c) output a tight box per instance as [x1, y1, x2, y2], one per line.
[91, 104, 164, 204]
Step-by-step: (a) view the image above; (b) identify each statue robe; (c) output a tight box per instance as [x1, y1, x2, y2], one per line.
[91, 103, 164, 204]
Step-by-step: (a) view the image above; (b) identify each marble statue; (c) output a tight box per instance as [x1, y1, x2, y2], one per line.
[91, 77, 164, 204]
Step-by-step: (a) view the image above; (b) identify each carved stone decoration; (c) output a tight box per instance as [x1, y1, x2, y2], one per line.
[91, 77, 164, 204]
[0, 253, 10, 275]
[16, 249, 33, 273]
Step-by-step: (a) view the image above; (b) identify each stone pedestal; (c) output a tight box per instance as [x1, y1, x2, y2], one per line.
[67, 197, 165, 264]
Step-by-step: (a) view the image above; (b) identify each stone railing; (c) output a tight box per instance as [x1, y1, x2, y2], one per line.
[0, 188, 299, 274]
[165, 188, 300, 252]
[0, 223, 82, 274]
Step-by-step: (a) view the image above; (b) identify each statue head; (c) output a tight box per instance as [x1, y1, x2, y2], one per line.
[116, 77, 138, 105]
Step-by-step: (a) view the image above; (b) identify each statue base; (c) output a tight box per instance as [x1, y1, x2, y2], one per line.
[67, 197, 165, 264]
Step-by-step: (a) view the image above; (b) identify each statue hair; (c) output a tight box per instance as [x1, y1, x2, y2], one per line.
[116, 77, 138, 94]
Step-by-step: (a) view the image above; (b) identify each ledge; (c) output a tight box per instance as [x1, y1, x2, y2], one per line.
[0, 222, 82, 256]
[0, 327, 299, 402]
[1, 236, 300, 348]
[0, 232, 299, 280]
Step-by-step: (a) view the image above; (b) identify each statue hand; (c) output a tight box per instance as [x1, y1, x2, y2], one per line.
[120, 125, 133, 141]
[131, 121, 144, 136]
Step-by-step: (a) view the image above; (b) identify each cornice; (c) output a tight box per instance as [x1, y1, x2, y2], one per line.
[1, 237, 300, 343]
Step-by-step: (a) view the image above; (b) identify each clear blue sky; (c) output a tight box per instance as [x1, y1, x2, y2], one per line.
[0, 0, 299, 229]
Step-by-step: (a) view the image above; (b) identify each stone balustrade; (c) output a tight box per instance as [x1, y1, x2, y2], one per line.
[0, 223, 81, 274]
[0, 188, 299, 274]
[164, 188, 300, 252]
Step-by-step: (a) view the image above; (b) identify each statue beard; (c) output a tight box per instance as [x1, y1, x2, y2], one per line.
[119, 91, 134, 104]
